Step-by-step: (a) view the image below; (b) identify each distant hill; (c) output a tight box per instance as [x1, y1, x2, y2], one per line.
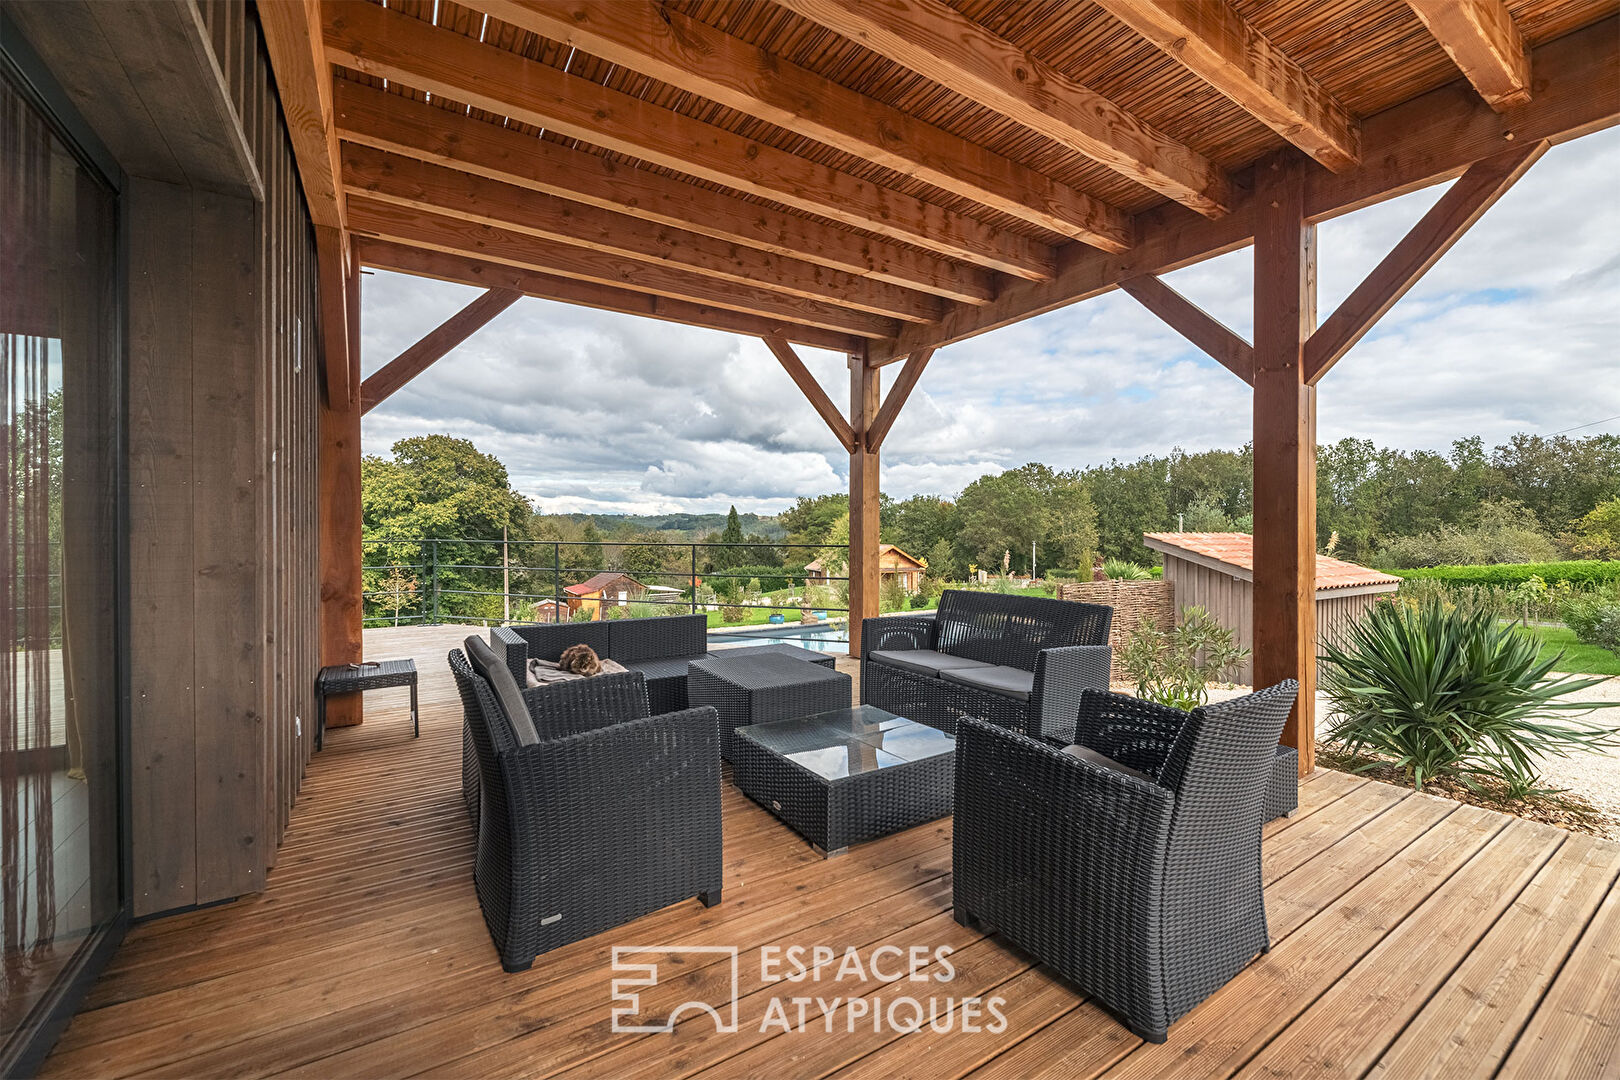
[540, 512, 788, 540]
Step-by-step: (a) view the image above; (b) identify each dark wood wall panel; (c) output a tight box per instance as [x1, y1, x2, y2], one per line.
[116, 1, 319, 915]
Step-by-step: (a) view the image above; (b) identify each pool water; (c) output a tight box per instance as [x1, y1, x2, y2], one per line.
[708, 622, 849, 653]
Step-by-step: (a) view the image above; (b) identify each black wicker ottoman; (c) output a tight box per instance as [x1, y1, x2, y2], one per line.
[688, 651, 852, 761]
[732, 706, 955, 857]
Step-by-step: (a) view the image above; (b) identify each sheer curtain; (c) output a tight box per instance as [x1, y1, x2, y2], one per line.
[1, 70, 121, 1044]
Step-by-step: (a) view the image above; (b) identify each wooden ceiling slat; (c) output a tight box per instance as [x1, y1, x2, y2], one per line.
[345, 195, 905, 339]
[770, 0, 1234, 217]
[470, 0, 1135, 249]
[333, 80, 997, 304]
[358, 238, 866, 353]
[323, 0, 1059, 279]
[341, 144, 945, 323]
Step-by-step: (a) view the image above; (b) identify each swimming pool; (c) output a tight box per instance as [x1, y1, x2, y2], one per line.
[708, 622, 849, 652]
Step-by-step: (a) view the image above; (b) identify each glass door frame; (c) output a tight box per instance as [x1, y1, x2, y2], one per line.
[0, 12, 131, 1077]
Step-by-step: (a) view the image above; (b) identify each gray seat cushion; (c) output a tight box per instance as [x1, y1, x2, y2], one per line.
[1060, 743, 1154, 784]
[939, 664, 1035, 701]
[464, 636, 541, 746]
[870, 649, 993, 679]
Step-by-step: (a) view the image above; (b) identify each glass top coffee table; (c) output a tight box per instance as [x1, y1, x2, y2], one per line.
[730, 705, 955, 857]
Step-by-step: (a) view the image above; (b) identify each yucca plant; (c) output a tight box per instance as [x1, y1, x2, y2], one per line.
[1102, 558, 1154, 580]
[1320, 598, 1613, 796]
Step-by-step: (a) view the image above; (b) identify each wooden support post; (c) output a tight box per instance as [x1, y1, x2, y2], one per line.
[319, 252, 365, 728]
[847, 350, 880, 658]
[1251, 155, 1317, 775]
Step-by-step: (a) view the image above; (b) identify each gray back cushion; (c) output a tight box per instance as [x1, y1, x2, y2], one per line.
[464, 635, 541, 746]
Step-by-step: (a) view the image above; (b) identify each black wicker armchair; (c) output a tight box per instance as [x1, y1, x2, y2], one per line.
[449, 645, 724, 973]
[951, 681, 1299, 1043]
[861, 589, 1112, 737]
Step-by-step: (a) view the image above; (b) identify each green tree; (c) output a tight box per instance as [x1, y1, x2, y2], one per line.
[361, 435, 531, 624]
[1564, 498, 1620, 560]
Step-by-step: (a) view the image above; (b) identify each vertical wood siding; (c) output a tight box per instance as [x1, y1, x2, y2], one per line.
[126, 1, 319, 914]
[1163, 554, 1393, 687]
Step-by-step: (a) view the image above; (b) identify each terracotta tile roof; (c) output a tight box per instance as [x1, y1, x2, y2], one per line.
[1142, 532, 1401, 591]
[564, 571, 640, 596]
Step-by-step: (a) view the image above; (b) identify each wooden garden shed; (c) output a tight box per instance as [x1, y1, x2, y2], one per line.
[1145, 532, 1402, 686]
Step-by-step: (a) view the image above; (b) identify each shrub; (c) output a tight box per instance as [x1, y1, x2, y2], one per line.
[1562, 595, 1620, 656]
[879, 574, 906, 612]
[719, 604, 748, 623]
[1320, 598, 1613, 797]
[1120, 605, 1249, 711]
[1390, 560, 1620, 589]
[1102, 558, 1154, 580]
[1372, 499, 1560, 568]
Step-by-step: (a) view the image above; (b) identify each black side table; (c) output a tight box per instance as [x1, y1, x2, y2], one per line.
[687, 651, 852, 762]
[315, 660, 418, 749]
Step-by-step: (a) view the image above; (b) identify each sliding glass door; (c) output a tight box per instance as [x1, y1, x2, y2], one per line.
[0, 66, 123, 1059]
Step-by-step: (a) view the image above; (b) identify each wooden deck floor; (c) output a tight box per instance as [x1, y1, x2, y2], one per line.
[41, 624, 1620, 1078]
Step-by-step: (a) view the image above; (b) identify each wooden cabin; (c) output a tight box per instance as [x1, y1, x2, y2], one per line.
[805, 543, 926, 592]
[1145, 532, 1402, 686]
[563, 571, 648, 618]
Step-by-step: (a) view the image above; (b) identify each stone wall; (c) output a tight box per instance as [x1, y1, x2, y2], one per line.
[1055, 579, 1176, 683]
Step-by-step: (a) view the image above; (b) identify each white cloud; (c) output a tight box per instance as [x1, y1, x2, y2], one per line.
[361, 128, 1620, 514]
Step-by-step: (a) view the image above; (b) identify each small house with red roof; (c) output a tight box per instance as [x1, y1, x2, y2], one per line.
[563, 571, 647, 620]
[1142, 532, 1401, 686]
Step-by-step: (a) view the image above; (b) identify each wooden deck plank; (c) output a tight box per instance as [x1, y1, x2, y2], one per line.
[1371, 830, 1620, 1079]
[36, 624, 1620, 1080]
[1496, 865, 1620, 1078]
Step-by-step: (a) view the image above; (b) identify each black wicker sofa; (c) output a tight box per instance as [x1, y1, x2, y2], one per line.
[450, 638, 723, 973]
[491, 613, 712, 716]
[860, 589, 1113, 738]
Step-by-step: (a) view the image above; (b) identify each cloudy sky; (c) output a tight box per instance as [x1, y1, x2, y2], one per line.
[360, 128, 1620, 516]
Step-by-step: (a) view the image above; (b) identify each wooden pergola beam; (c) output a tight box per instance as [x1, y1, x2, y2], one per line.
[360, 288, 522, 414]
[848, 351, 881, 657]
[360, 240, 866, 354]
[322, 0, 1056, 280]
[1407, 0, 1531, 112]
[1094, 0, 1361, 172]
[341, 144, 943, 325]
[333, 81, 996, 307]
[774, 0, 1230, 218]
[761, 334, 858, 454]
[871, 16, 1618, 362]
[346, 196, 904, 341]
[259, 0, 345, 228]
[1305, 141, 1547, 384]
[314, 224, 352, 406]
[1120, 276, 1254, 384]
[865, 347, 935, 453]
[1250, 155, 1317, 776]
[475, 0, 1132, 251]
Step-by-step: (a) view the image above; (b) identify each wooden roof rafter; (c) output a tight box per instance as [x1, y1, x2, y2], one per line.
[321, 0, 1062, 279]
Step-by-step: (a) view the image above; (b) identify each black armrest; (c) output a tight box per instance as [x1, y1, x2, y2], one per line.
[1069, 688, 1189, 783]
[490, 625, 529, 685]
[519, 671, 651, 740]
[1029, 645, 1113, 740]
[860, 615, 937, 658]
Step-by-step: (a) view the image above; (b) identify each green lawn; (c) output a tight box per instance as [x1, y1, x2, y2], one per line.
[1526, 625, 1620, 676]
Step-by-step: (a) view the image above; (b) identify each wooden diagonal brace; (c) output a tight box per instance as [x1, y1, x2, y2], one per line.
[865, 347, 935, 452]
[763, 333, 857, 453]
[1120, 275, 1254, 384]
[1305, 141, 1548, 384]
[360, 288, 523, 413]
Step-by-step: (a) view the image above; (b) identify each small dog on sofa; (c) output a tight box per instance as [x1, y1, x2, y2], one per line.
[526, 643, 628, 687]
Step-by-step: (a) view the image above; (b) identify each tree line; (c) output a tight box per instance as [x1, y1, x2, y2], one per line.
[357, 432, 1620, 624]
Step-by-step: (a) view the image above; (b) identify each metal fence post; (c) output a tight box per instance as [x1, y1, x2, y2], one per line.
[553, 541, 562, 623]
[430, 539, 441, 624]
[691, 543, 698, 615]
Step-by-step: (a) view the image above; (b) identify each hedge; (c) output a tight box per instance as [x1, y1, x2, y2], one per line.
[1390, 560, 1620, 588]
